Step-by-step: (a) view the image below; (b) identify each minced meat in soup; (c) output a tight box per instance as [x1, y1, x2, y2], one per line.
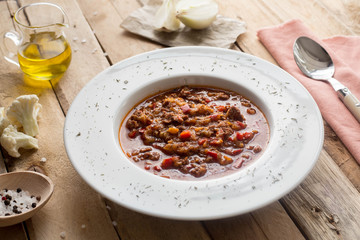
[119, 86, 269, 180]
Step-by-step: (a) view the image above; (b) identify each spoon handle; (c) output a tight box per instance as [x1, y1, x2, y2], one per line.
[337, 88, 360, 123]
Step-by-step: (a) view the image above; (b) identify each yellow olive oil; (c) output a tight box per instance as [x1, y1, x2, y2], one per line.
[18, 31, 71, 81]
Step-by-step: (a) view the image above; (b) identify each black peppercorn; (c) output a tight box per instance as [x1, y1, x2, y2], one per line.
[4, 199, 10, 205]
[16, 188, 22, 193]
[31, 203, 37, 208]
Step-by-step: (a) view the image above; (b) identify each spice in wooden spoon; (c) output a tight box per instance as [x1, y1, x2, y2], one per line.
[0, 171, 54, 227]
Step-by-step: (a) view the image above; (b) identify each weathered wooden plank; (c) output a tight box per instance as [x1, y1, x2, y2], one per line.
[281, 150, 360, 240]
[0, 1, 30, 238]
[316, 0, 360, 35]
[78, 0, 159, 64]
[205, 201, 305, 240]
[0, 1, 119, 239]
[233, 0, 356, 63]
[205, 213, 268, 240]
[0, 1, 19, 174]
[0, 156, 6, 174]
[323, 122, 360, 192]
[105, 201, 211, 240]
[250, 202, 305, 240]
[0, 224, 27, 240]
[53, 0, 111, 112]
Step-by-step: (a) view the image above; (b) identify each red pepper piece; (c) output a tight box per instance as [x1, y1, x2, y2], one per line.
[153, 165, 162, 172]
[228, 134, 236, 142]
[209, 138, 223, 146]
[207, 150, 218, 159]
[233, 159, 245, 169]
[236, 132, 244, 140]
[180, 130, 191, 140]
[204, 98, 211, 103]
[217, 105, 226, 112]
[181, 104, 190, 113]
[210, 114, 220, 121]
[237, 121, 246, 129]
[198, 138, 207, 145]
[243, 132, 254, 140]
[128, 130, 138, 138]
[161, 157, 174, 169]
[231, 149, 243, 155]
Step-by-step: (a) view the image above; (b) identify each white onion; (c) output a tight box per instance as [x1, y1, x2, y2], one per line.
[176, 0, 218, 30]
[154, 0, 181, 32]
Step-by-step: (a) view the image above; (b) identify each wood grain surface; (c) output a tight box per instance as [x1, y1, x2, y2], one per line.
[0, 0, 359, 239]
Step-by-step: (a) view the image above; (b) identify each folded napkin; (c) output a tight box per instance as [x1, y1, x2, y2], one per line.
[257, 19, 360, 164]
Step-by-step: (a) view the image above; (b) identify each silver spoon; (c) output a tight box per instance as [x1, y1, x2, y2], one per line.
[293, 36, 360, 122]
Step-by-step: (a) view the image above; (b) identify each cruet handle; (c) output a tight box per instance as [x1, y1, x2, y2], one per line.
[1, 30, 22, 67]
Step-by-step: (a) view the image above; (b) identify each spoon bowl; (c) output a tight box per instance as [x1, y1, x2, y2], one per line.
[0, 171, 54, 227]
[293, 36, 335, 80]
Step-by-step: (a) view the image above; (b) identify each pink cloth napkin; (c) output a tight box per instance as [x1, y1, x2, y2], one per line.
[257, 19, 360, 164]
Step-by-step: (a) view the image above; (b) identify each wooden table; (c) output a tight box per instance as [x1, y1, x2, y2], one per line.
[1, 0, 360, 239]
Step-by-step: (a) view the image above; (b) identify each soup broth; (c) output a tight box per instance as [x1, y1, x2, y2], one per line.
[119, 86, 270, 180]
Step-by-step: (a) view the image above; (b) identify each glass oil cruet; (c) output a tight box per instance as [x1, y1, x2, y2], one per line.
[1, 3, 72, 86]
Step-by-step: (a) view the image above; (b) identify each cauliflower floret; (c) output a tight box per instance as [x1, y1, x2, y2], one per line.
[6, 95, 42, 137]
[0, 107, 10, 135]
[0, 125, 38, 158]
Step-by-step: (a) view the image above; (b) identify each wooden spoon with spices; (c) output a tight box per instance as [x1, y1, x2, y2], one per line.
[0, 171, 54, 227]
